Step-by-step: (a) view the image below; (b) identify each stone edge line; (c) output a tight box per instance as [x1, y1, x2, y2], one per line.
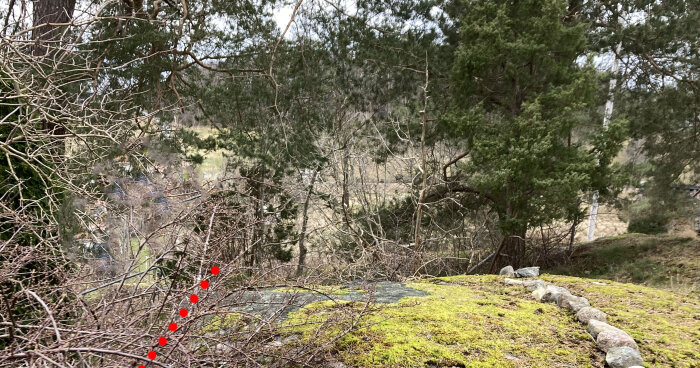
[500, 266, 644, 368]
[136, 265, 220, 368]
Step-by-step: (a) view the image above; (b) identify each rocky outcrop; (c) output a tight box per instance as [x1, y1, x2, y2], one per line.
[501, 266, 644, 367]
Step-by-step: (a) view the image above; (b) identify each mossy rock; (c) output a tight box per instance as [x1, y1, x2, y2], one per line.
[283, 274, 699, 367]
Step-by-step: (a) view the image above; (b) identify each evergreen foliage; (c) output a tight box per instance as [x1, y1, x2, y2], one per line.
[441, 0, 627, 266]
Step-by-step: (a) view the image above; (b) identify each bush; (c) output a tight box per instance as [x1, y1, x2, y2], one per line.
[627, 212, 669, 235]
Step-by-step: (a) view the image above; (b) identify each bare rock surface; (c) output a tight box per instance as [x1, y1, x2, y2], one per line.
[576, 307, 607, 324]
[541, 284, 572, 303]
[597, 329, 639, 352]
[532, 287, 547, 301]
[499, 265, 515, 277]
[522, 279, 546, 291]
[514, 267, 540, 278]
[557, 293, 590, 312]
[504, 278, 523, 286]
[605, 346, 644, 368]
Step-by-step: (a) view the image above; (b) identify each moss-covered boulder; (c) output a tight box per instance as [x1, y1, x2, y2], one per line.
[284, 274, 700, 367]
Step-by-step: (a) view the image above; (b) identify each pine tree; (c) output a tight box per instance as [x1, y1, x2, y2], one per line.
[442, 0, 627, 268]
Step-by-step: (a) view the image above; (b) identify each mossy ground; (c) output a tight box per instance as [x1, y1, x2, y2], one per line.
[286, 275, 600, 367]
[284, 274, 699, 367]
[540, 274, 700, 367]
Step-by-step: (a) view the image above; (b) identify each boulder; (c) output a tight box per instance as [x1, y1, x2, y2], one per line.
[504, 278, 524, 286]
[499, 265, 515, 277]
[514, 267, 540, 278]
[605, 346, 643, 368]
[556, 294, 590, 312]
[597, 329, 638, 352]
[522, 279, 546, 291]
[541, 285, 572, 303]
[576, 307, 607, 324]
[587, 320, 625, 339]
[532, 287, 547, 302]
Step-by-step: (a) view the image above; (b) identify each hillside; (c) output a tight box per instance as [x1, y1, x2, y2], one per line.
[281, 274, 699, 367]
[546, 234, 700, 295]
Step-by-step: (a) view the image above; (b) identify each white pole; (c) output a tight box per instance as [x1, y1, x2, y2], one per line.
[587, 41, 622, 241]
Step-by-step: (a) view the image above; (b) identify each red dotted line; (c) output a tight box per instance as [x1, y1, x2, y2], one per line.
[137, 266, 220, 367]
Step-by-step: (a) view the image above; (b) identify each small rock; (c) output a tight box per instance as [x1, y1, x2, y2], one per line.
[514, 267, 540, 278]
[532, 287, 547, 302]
[522, 279, 546, 291]
[605, 346, 644, 367]
[576, 307, 607, 324]
[216, 343, 232, 353]
[541, 285, 572, 303]
[591, 281, 607, 286]
[327, 362, 347, 368]
[557, 294, 590, 312]
[587, 320, 623, 339]
[504, 278, 524, 286]
[597, 329, 638, 352]
[499, 265, 515, 277]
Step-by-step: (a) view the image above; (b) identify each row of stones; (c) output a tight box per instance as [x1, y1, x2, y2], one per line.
[500, 266, 644, 368]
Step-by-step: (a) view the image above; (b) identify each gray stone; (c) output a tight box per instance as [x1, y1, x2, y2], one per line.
[541, 284, 572, 303]
[504, 278, 524, 286]
[605, 346, 643, 368]
[556, 294, 590, 312]
[499, 265, 515, 277]
[522, 279, 546, 291]
[591, 281, 607, 286]
[327, 362, 347, 368]
[587, 320, 623, 339]
[576, 307, 607, 324]
[514, 267, 540, 278]
[532, 287, 547, 302]
[597, 329, 638, 352]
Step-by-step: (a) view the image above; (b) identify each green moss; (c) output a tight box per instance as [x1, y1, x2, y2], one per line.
[283, 274, 699, 367]
[199, 312, 245, 334]
[540, 274, 700, 367]
[285, 275, 595, 367]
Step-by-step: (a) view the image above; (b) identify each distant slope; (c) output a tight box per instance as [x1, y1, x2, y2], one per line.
[546, 234, 700, 295]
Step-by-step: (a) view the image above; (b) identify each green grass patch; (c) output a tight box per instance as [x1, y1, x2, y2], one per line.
[547, 235, 699, 294]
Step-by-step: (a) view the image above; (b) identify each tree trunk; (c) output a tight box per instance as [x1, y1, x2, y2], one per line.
[32, 0, 75, 141]
[489, 230, 527, 272]
[296, 169, 318, 276]
[32, 0, 76, 57]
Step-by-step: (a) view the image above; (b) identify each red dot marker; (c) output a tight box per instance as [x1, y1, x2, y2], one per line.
[138, 366, 145, 368]
[158, 337, 167, 346]
[179, 308, 188, 318]
[147, 351, 157, 360]
[168, 322, 177, 331]
[200, 280, 209, 289]
[211, 266, 220, 275]
[190, 294, 199, 303]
